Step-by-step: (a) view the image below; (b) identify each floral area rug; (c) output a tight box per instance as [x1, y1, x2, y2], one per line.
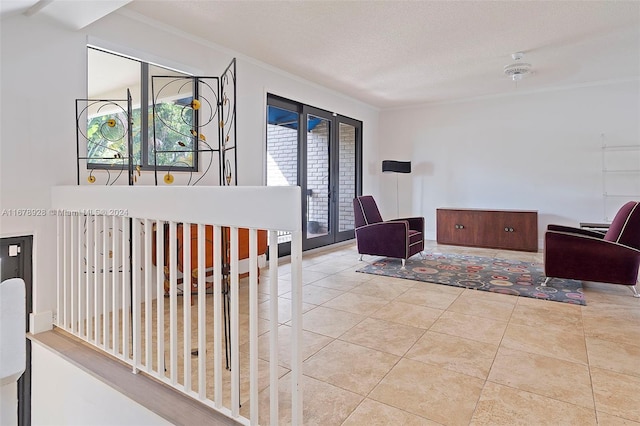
[356, 252, 585, 305]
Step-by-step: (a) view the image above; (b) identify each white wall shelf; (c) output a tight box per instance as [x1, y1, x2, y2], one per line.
[602, 140, 640, 221]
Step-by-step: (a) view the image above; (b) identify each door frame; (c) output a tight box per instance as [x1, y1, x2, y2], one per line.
[300, 104, 334, 251]
[1, 235, 33, 426]
[266, 94, 362, 254]
[301, 106, 362, 251]
[333, 114, 363, 243]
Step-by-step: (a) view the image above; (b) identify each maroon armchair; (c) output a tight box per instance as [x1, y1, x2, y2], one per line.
[543, 201, 640, 297]
[353, 195, 424, 267]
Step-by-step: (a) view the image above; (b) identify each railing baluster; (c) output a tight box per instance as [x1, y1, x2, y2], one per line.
[144, 218, 153, 372]
[156, 221, 165, 376]
[291, 229, 303, 425]
[77, 215, 84, 335]
[94, 214, 100, 345]
[132, 219, 141, 372]
[70, 215, 76, 334]
[122, 218, 130, 361]
[268, 230, 279, 426]
[86, 215, 94, 341]
[69, 215, 74, 334]
[70, 215, 75, 332]
[56, 213, 61, 329]
[197, 223, 206, 399]
[230, 226, 239, 418]
[77, 215, 85, 339]
[78, 215, 84, 335]
[62, 215, 68, 330]
[183, 222, 192, 392]
[169, 221, 178, 385]
[112, 215, 120, 357]
[249, 228, 258, 424]
[103, 215, 109, 350]
[213, 225, 222, 408]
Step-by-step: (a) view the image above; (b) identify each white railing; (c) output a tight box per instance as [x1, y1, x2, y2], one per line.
[51, 185, 303, 425]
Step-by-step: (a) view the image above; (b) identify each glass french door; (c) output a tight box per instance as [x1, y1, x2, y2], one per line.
[266, 95, 361, 254]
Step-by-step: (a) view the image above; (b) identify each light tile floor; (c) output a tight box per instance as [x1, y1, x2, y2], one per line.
[247, 240, 640, 425]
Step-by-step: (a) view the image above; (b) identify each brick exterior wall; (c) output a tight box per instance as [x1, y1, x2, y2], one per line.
[266, 124, 297, 186]
[306, 120, 330, 233]
[266, 120, 356, 235]
[338, 123, 356, 232]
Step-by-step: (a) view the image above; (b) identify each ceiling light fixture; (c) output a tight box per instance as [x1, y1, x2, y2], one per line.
[504, 52, 532, 81]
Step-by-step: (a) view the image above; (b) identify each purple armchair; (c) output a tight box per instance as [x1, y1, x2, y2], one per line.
[543, 201, 640, 297]
[353, 195, 424, 267]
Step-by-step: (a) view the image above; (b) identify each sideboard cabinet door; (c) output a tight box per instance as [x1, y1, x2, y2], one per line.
[436, 209, 479, 246]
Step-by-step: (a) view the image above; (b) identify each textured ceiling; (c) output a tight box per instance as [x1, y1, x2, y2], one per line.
[7, 1, 640, 109]
[121, 1, 640, 108]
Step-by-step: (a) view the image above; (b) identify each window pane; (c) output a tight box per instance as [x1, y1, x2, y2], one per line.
[87, 49, 141, 166]
[266, 105, 299, 244]
[87, 48, 195, 170]
[306, 115, 330, 238]
[266, 105, 298, 186]
[149, 65, 194, 168]
[339, 122, 356, 232]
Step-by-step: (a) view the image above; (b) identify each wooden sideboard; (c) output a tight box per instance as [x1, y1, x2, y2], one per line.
[436, 208, 538, 252]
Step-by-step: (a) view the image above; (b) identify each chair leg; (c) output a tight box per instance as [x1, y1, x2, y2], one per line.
[629, 285, 640, 298]
[542, 277, 553, 287]
[401, 259, 406, 269]
[419, 251, 425, 259]
[358, 254, 363, 261]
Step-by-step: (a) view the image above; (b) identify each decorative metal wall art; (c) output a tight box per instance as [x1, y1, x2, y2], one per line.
[151, 58, 237, 186]
[75, 90, 134, 185]
[220, 58, 237, 186]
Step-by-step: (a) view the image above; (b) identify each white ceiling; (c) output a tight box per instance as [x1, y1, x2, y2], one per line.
[121, 1, 640, 109]
[0, 0, 131, 29]
[5, 1, 640, 109]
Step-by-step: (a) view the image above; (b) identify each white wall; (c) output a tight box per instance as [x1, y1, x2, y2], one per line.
[0, 13, 86, 322]
[379, 80, 640, 245]
[31, 342, 172, 425]
[0, 11, 379, 317]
